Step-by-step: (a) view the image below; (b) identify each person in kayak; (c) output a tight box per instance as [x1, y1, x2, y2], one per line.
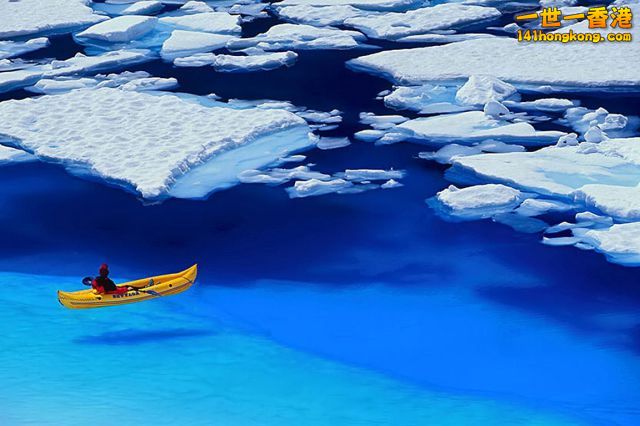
[92, 264, 130, 295]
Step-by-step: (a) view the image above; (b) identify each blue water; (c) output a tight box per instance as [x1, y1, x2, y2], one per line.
[2, 14, 640, 426]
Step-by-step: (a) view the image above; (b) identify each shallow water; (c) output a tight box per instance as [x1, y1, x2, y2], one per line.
[2, 10, 640, 426]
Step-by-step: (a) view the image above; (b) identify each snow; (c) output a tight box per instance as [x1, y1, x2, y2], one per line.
[455, 75, 518, 107]
[574, 184, 640, 221]
[76, 16, 158, 43]
[343, 4, 501, 40]
[0, 0, 107, 39]
[227, 24, 369, 51]
[276, 0, 423, 11]
[161, 31, 235, 60]
[275, 5, 364, 26]
[0, 38, 49, 60]
[434, 184, 523, 219]
[348, 9, 640, 89]
[391, 111, 564, 145]
[175, 51, 299, 72]
[159, 12, 241, 34]
[287, 178, 355, 198]
[0, 88, 310, 199]
[178, 1, 214, 14]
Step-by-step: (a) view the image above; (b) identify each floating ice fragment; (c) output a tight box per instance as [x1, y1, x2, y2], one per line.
[0, 38, 49, 60]
[159, 12, 241, 34]
[316, 137, 351, 150]
[287, 178, 354, 198]
[161, 30, 235, 60]
[433, 184, 523, 219]
[76, 16, 158, 43]
[455, 75, 518, 107]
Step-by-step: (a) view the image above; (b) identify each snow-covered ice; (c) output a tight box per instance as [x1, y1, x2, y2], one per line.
[316, 137, 351, 150]
[0, 0, 106, 39]
[227, 24, 370, 51]
[504, 98, 577, 113]
[343, 4, 501, 40]
[0, 88, 311, 199]
[382, 84, 473, 114]
[238, 165, 330, 184]
[338, 169, 405, 182]
[348, 10, 640, 89]
[76, 16, 158, 43]
[580, 223, 640, 265]
[0, 38, 49, 60]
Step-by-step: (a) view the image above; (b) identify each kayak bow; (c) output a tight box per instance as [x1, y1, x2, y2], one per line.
[58, 264, 197, 309]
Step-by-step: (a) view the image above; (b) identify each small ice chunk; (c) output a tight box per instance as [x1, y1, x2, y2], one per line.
[483, 100, 510, 118]
[419, 144, 482, 164]
[434, 184, 523, 219]
[210, 51, 298, 72]
[287, 178, 354, 198]
[239, 165, 330, 184]
[120, 77, 178, 91]
[76, 16, 158, 43]
[515, 198, 574, 217]
[504, 98, 577, 112]
[556, 133, 579, 147]
[354, 129, 385, 142]
[316, 137, 350, 150]
[179, 1, 215, 14]
[381, 179, 403, 189]
[455, 75, 518, 107]
[584, 125, 606, 143]
[383, 84, 471, 114]
[339, 169, 404, 182]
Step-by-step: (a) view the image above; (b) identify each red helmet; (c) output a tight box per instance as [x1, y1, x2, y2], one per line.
[99, 263, 109, 277]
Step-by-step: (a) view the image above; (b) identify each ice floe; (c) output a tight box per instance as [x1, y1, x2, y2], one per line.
[504, 98, 578, 113]
[342, 4, 501, 40]
[76, 16, 158, 43]
[434, 184, 524, 219]
[0, 50, 152, 93]
[0, 38, 49, 60]
[0, 0, 106, 39]
[316, 137, 351, 150]
[227, 24, 370, 51]
[161, 30, 236, 59]
[455, 76, 518, 107]
[275, 5, 365, 26]
[0, 88, 312, 200]
[93, 1, 164, 16]
[287, 178, 356, 198]
[239, 165, 330, 184]
[361, 110, 564, 145]
[159, 12, 242, 34]
[348, 8, 640, 89]
[419, 140, 525, 164]
[174, 51, 298, 72]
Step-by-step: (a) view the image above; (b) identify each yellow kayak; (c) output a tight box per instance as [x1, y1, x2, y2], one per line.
[58, 264, 197, 309]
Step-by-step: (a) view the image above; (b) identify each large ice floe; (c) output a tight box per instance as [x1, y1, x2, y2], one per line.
[0, 88, 314, 200]
[0, 0, 106, 39]
[348, 8, 640, 90]
[158, 12, 242, 34]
